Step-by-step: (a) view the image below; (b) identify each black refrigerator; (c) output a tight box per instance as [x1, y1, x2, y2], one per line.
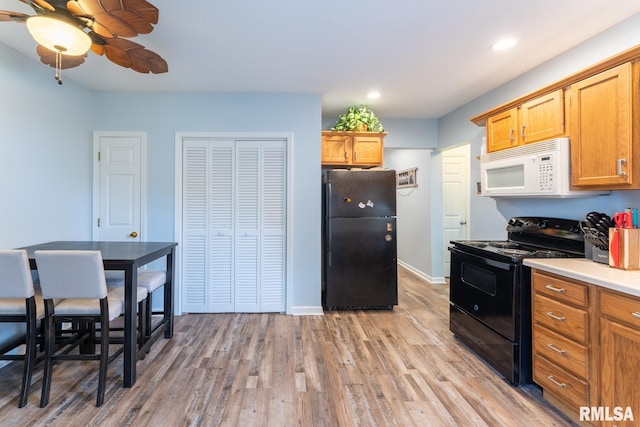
[322, 169, 398, 310]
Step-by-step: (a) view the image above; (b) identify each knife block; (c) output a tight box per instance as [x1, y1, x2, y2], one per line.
[609, 228, 640, 270]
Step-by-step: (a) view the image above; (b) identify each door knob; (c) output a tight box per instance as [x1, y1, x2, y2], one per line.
[129, 231, 138, 238]
[460, 221, 467, 225]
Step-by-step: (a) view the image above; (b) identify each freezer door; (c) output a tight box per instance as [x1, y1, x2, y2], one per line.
[325, 170, 396, 218]
[323, 217, 398, 309]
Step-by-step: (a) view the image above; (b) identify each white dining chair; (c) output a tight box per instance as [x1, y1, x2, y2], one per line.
[34, 250, 127, 407]
[105, 269, 166, 345]
[0, 249, 44, 407]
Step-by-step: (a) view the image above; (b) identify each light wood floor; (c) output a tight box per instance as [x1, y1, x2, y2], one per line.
[0, 267, 574, 426]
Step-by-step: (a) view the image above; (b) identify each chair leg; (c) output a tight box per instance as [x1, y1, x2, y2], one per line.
[138, 299, 146, 351]
[96, 299, 109, 407]
[145, 293, 153, 341]
[40, 301, 55, 408]
[19, 298, 37, 408]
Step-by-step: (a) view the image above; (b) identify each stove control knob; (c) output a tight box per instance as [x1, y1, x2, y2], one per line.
[537, 220, 548, 229]
[509, 218, 523, 227]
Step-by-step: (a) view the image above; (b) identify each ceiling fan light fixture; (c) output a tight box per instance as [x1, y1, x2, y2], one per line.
[26, 15, 91, 56]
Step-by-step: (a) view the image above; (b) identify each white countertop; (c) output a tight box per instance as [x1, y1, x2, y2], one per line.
[523, 258, 640, 297]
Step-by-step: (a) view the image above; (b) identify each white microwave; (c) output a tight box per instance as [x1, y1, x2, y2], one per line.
[480, 138, 607, 198]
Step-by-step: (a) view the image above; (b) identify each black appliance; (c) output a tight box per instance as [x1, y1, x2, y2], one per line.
[322, 169, 398, 310]
[448, 217, 584, 385]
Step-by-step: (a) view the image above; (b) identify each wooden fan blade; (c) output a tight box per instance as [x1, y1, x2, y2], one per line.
[102, 37, 167, 74]
[36, 45, 86, 69]
[31, 0, 56, 12]
[0, 10, 30, 22]
[68, 0, 158, 38]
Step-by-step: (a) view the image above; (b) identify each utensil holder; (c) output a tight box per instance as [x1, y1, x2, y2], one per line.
[609, 228, 640, 270]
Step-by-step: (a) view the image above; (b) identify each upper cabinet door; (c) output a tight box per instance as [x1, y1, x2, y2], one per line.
[486, 108, 518, 152]
[321, 133, 351, 165]
[520, 89, 565, 144]
[351, 135, 383, 166]
[569, 62, 636, 188]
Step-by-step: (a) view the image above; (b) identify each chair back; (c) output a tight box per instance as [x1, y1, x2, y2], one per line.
[35, 250, 108, 300]
[0, 250, 35, 299]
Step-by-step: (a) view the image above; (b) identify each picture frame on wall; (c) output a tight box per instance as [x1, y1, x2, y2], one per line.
[396, 167, 418, 188]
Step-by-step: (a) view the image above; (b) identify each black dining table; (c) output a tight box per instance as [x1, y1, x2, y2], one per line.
[20, 240, 177, 387]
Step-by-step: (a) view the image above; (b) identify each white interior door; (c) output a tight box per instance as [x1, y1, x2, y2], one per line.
[442, 144, 470, 276]
[93, 132, 146, 242]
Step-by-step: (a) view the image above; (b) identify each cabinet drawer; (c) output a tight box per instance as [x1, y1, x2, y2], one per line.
[533, 325, 588, 379]
[533, 271, 588, 308]
[534, 356, 589, 410]
[533, 294, 588, 343]
[600, 290, 640, 329]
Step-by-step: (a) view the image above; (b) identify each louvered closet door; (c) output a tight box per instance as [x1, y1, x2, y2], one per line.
[181, 138, 285, 313]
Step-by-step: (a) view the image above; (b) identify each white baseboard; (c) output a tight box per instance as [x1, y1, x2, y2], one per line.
[288, 306, 324, 316]
[398, 260, 446, 284]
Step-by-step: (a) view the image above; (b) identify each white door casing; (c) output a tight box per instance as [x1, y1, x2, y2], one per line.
[92, 132, 146, 242]
[442, 144, 470, 277]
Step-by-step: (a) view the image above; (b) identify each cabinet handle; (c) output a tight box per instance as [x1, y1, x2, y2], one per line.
[632, 312, 640, 319]
[521, 125, 526, 138]
[354, 151, 357, 161]
[546, 312, 566, 322]
[546, 343, 567, 355]
[345, 150, 348, 160]
[545, 284, 565, 293]
[509, 128, 515, 141]
[617, 158, 627, 177]
[547, 375, 567, 389]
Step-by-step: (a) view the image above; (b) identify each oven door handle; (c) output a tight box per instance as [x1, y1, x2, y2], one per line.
[449, 247, 516, 271]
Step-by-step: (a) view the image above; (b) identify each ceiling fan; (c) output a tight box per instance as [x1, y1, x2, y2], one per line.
[0, 0, 167, 84]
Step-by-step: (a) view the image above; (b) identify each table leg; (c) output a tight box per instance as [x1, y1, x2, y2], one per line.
[164, 249, 175, 338]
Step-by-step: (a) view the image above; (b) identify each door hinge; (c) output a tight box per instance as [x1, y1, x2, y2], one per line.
[97, 218, 100, 227]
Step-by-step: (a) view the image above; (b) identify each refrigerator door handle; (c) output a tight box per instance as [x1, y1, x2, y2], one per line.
[327, 221, 332, 266]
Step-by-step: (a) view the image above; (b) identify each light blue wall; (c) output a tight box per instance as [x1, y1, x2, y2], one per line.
[0, 43, 94, 248]
[384, 148, 438, 282]
[91, 92, 322, 311]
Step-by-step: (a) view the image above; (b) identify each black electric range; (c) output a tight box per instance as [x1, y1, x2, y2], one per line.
[448, 217, 585, 385]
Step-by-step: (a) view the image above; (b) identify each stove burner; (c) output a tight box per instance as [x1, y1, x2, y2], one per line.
[489, 242, 520, 249]
[532, 250, 566, 258]
[497, 248, 532, 256]
[464, 241, 488, 247]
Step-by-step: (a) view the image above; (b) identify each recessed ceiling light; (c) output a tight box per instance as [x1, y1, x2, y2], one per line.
[491, 38, 517, 51]
[367, 91, 381, 99]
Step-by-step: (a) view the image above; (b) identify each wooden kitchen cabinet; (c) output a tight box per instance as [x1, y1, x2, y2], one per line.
[485, 89, 565, 152]
[531, 270, 596, 424]
[598, 289, 640, 427]
[486, 108, 519, 152]
[321, 131, 386, 167]
[569, 61, 640, 189]
[520, 89, 565, 143]
[532, 268, 640, 426]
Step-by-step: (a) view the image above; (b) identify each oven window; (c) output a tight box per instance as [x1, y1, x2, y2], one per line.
[461, 262, 497, 295]
[486, 165, 524, 189]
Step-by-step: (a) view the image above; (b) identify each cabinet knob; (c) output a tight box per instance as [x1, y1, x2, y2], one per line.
[129, 231, 138, 238]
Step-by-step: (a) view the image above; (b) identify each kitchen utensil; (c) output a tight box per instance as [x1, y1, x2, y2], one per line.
[614, 212, 628, 228]
[610, 228, 620, 267]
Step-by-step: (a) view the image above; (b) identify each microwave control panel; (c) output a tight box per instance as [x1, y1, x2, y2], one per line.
[536, 154, 555, 191]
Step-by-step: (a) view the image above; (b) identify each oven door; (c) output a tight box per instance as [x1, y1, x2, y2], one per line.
[449, 247, 518, 341]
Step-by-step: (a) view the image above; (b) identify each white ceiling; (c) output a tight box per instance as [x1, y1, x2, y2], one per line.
[1, 0, 640, 119]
